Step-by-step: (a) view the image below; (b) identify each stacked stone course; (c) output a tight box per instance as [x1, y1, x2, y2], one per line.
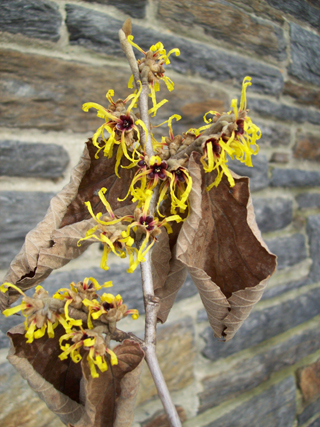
[0, 0, 320, 426]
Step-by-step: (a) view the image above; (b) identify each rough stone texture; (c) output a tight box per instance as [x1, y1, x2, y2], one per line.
[297, 397, 320, 426]
[297, 358, 320, 404]
[265, 234, 307, 270]
[289, 23, 320, 86]
[65, 5, 284, 95]
[228, 153, 269, 192]
[248, 97, 320, 125]
[284, 81, 320, 109]
[0, 48, 130, 132]
[0, 354, 63, 427]
[270, 168, 320, 188]
[265, 0, 320, 29]
[199, 323, 320, 412]
[157, 0, 287, 61]
[252, 197, 293, 232]
[0, 48, 229, 134]
[0, 267, 197, 348]
[82, 0, 147, 19]
[256, 121, 291, 147]
[0, 191, 54, 270]
[294, 133, 320, 162]
[142, 406, 186, 427]
[201, 284, 320, 360]
[261, 277, 311, 300]
[296, 193, 320, 209]
[270, 152, 290, 163]
[202, 376, 296, 427]
[226, 0, 285, 24]
[307, 215, 320, 282]
[0, 0, 62, 41]
[0, 141, 70, 178]
[136, 317, 196, 404]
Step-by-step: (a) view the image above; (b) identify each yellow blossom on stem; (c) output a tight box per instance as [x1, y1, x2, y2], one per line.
[127, 37, 180, 116]
[0, 283, 76, 343]
[82, 84, 143, 177]
[59, 328, 118, 378]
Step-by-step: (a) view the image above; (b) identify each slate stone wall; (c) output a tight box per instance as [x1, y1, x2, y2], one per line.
[0, 1, 320, 426]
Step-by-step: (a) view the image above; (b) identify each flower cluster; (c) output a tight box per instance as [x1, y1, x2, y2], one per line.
[0, 282, 81, 343]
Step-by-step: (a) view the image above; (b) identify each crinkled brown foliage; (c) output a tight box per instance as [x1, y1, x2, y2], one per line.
[8, 324, 144, 427]
[152, 152, 277, 340]
[0, 140, 136, 311]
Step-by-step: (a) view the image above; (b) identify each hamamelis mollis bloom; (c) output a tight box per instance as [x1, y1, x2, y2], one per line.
[128, 37, 180, 116]
[77, 187, 140, 272]
[0, 283, 78, 343]
[82, 292, 139, 330]
[53, 277, 113, 325]
[83, 85, 148, 177]
[198, 76, 260, 190]
[59, 328, 118, 378]
[120, 191, 183, 272]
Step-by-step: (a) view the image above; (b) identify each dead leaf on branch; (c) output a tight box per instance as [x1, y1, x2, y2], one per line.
[1, 140, 136, 311]
[152, 155, 202, 323]
[154, 152, 277, 340]
[8, 325, 144, 427]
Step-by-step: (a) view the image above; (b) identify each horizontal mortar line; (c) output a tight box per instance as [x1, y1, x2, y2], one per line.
[198, 313, 320, 374]
[193, 347, 320, 427]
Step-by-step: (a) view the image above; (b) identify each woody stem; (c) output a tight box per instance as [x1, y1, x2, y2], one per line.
[139, 248, 182, 427]
[119, 27, 154, 158]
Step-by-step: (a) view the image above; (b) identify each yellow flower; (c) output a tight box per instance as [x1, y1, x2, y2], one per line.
[59, 328, 118, 378]
[128, 37, 180, 116]
[83, 85, 146, 177]
[198, 76, 260, 191]
[0, 283, 77, 343]
[82, 292, 139, 329]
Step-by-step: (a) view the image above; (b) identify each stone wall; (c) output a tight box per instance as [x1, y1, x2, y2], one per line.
[0, 0, 320, 426]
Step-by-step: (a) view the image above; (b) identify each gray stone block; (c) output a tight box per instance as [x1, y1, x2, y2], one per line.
[201, 285, 320, 360]
[0, 0, 62, 41]
[0, 191, 54, 269]
[83, 0, 147, 19]
[199, 324, 320, 412]
[307, 215, 320, 282]
[309, 417, 320, 427]
[296, 193, 320, 209]
[261, 277, 311, 300]
[265, 0, 320, 29]
[270, 168, 320, 188]
[65, 4, 284, 95]
[289, 23, 320, 86]
[265, 234, 307, 270]
[248, 97, 320, 125]
[0, 141, 69, 178]
[202, 376, 296, 427]
[256, 121, 291, 147]
[228, 153, 269, 192]
[298, 397, 320, 425]
[253, 197, 293, 232]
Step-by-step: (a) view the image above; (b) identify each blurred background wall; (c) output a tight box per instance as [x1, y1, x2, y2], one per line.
[0, 0, 320, 426]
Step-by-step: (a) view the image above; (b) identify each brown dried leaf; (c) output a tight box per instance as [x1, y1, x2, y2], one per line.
[1, 140, 136, 311]
[151, 154, 202, 322]
[178, 153, 277, 340]
[70, 340, 144, 427]
[153, 152, 276, 340]
[122, 19, 132, 38]
[7, 324, 85, 426]
[7, 326, 144, 427]
[60, 140, 136, 228]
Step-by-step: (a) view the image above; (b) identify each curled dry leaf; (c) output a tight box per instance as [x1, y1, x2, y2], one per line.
[153, 152, 277, 340]
[7, 325, 144, 427]
[1, 140, 136, 311]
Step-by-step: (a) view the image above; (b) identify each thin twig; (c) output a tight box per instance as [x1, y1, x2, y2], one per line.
[120, 23, 182, 427]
